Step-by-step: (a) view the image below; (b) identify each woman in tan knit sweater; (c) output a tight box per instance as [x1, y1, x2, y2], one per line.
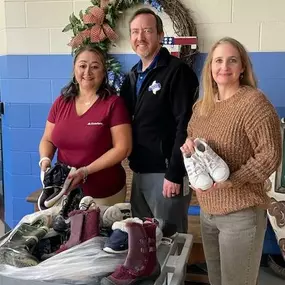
[181, 37, 282, 285]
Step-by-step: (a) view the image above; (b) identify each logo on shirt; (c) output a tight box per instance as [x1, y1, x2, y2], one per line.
[148, 80, 161, 95]
[87, 122, 104, 126]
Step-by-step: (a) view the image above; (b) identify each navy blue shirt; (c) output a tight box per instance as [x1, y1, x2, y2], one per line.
[136, 53, 160, 96]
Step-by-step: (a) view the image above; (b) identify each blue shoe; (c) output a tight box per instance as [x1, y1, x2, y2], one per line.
[103, 229, 128, 254]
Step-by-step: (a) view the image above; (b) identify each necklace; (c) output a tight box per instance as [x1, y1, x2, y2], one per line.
[78, 95, 98, 106]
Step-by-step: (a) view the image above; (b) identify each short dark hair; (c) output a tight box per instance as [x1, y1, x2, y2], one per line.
[61, 45, 115, 102]
[129, 8, 164, 34]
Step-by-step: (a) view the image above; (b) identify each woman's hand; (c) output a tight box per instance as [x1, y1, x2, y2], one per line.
[180, 137, 196, 156]
[40, 159, 51, 172]
[193, 180, 233, 194]
[67, 168, 88, 192]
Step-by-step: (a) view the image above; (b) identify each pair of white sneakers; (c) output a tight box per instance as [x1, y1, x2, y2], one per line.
[183, 138, 230, 190]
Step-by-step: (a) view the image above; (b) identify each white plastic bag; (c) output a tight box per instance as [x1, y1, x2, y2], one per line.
[0, 236, 126, 284]
[0, 206, 126, 284]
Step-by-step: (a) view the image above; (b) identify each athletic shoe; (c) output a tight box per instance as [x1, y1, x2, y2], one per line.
[183, 153, 213, 190]
[194, 138, 230, 183]
[101, 203, 132, 228]
[79, 196, 96, 211]
[38, 163, 76, 211]
[52, 188, 83, 232]
[103, 218, 142, 254]
[103, 229, 128, 254]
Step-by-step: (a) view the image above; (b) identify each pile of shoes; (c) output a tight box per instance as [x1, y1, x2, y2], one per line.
[0, 194, 163, 285]
[183, 138, 230, 190]
[0, 161, 162, 285]
[0, 217, 50, 267]
[53, 195, 135, 254]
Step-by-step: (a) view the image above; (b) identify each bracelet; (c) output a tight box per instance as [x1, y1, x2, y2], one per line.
[39, 157, 51, 168]
[82, 166, 89, 184]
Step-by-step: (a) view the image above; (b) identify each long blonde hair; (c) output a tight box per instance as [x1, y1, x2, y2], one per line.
[199, 37, 257, 116]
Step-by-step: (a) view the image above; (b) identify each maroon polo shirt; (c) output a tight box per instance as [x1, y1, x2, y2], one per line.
[48, 94, 130, 198]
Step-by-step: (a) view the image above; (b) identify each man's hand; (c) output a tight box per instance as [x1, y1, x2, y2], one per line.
[193, 180, 233, 194]
[163, 178, 181, 198]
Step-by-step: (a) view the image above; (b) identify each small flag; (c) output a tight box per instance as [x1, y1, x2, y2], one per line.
[162, 36, 198, 58]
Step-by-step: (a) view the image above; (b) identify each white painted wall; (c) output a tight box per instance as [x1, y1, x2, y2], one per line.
[0, 0, 7, 55]
[1, 0, 285, 54]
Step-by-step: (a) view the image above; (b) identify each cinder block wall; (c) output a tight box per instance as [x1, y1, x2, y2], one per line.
[0, 0, 285, 227]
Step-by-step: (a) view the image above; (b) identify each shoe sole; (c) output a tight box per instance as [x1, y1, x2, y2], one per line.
[103, 247, 128, 254]
[101, 265, 161, 285]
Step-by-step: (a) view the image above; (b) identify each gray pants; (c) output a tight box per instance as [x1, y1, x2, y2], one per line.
[130, 173, 191, 233]
[201, 207, 267, 285]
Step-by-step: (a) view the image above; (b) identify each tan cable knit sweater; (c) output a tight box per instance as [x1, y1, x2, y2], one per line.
[187, 86, 282, 215]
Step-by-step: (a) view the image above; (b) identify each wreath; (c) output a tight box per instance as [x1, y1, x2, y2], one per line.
[63, 0, 197, 92]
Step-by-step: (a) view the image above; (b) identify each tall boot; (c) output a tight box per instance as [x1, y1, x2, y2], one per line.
[101, 221, 161, 285]
[0, 220, 49, 267]
[56, 210, 84, 253]
[57, 208, 100, 253]
[81, 208, 100, 242]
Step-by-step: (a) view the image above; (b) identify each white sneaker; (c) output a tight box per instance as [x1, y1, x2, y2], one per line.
[183, 153, 213, 190]
[194, 138, 230, 183]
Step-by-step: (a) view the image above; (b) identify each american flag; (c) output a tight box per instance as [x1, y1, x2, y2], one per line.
[162, 36, 198, 58]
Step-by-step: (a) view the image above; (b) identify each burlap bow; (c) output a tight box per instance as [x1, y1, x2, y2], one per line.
[69, 6, 118, 48]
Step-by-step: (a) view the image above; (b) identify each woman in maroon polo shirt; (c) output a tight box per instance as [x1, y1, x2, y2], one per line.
[38, 45, 132, 205]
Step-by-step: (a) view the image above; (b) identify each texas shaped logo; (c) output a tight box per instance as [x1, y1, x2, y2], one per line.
[148, 80, 161, 95]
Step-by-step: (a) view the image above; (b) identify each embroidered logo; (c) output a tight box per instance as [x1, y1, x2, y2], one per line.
[87, 122, 103, 126]
[148, 80, 161, 95]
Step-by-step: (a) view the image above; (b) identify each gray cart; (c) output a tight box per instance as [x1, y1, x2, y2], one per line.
[0, 233, 193, 285]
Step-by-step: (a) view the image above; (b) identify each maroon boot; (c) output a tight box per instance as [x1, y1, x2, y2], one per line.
[57, 208, 100, 253]
[81, 208, 100, 242]
[101, 221, 161, 285]
[57, 210, 84, 253]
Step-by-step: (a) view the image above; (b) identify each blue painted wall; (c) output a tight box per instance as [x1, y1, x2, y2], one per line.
[0, 52, 284, 227]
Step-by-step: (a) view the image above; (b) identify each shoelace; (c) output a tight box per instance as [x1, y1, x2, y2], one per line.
[185, 155, 206, 175]
[203, 151, 220, 170]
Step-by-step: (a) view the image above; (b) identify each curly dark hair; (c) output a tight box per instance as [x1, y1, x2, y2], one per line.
[61, 45, 115, 102]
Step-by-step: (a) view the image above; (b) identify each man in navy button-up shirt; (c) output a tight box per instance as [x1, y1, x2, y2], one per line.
[120, 8, 199, 234]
